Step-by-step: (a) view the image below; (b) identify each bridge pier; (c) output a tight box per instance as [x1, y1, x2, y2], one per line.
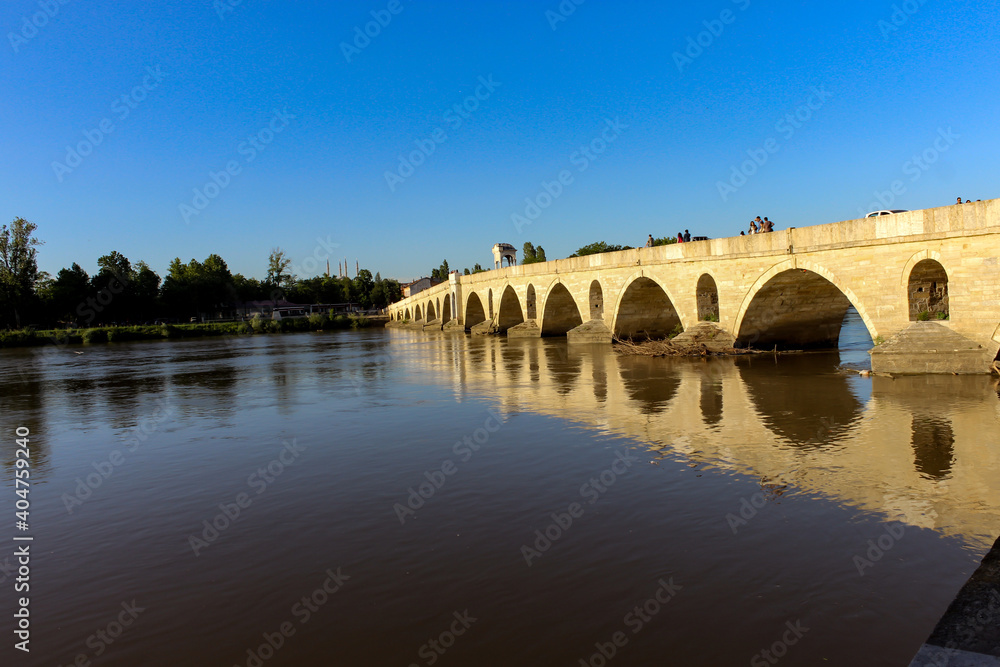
[870, 322, 993, 374]
[507, 320, 541, 338]
[567, 320, 613, 344]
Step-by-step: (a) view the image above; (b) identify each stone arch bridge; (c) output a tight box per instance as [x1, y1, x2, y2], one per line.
[389, 200, 1000, 373]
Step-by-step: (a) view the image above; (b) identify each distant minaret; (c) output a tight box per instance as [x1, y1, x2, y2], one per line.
[356, 259, 359, 277]
[326, 260, 330, 278]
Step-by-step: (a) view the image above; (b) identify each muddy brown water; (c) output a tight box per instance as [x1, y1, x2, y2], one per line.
[1, 311, 998, 666]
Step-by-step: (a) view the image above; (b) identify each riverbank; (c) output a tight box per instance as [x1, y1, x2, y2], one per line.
[0, 314, 385, 349]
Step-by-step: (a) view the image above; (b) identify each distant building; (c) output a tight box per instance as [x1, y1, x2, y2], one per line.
[402, 277, 443, 298]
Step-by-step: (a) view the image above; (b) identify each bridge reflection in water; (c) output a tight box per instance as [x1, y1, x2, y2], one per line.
[400, 329, 1000, 550]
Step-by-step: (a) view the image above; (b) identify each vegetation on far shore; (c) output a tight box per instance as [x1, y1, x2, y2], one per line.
[0, 314, 378, 349]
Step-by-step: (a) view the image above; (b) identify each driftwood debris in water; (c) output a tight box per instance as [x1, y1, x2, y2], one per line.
[613, 336, 767, 358]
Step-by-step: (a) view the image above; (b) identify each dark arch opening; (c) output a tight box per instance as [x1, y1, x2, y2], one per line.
[908, 259, 949, 321]
[697, 274, 720, 321]
[465, 293, 486, 330]
[442, 294, 452, 323]
[736, 269, 852, 350]
[614, 277, 681, 340]
[426, 300, 436, 321]
[589, 280, 604, 320]
[497, 286, 525, 333]
[404, 308, 411, 320]
[526, 284, 537, 320]
[541, 283, 583, 336]
[414, 305, 422, 321]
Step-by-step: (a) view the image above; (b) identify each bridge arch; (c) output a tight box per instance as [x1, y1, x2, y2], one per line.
[696, 273, 720, 321]
[526, 284, 537, 319]
[903, 252, 949, 321]
[540, 281, 583, 336]
[404, 308, 411, 321]
[734, 259, 876, 349]
[611, 273, 683, 340]
[465, 292, 486, 329]
[442, 294, 452, 323]
[589, 280, 604, 320]
[426, 300, 436, 321]
[497, 284, 525, 332]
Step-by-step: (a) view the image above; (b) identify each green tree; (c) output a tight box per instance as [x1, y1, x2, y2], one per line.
[131, 261, 161, 322]
[522, 242, 547, 265]
[89, 251, 134, 324]
[47, 263, 90, 324]
[522, 242, 537, 263]
[568, 241, 633, 258]
[431, 259, 450, 281]
[266, 248, 295, 291]
[0, 217, 43, 328]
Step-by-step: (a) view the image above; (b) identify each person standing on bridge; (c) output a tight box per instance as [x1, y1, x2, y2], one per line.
[762, 217, 774, 232]
[677, 232, 684, 243]
[645, 234, 654, 248]
[748, 220, 758, 234]
[683, 229, 691, 242]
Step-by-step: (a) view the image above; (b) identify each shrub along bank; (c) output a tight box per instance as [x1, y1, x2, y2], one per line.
[0, 315, 376, 349]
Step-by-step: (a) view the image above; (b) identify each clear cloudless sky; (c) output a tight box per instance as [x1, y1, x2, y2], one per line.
[2, 0, 998, 283]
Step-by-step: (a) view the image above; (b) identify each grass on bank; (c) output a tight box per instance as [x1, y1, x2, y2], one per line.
[0, 315, 376, 349]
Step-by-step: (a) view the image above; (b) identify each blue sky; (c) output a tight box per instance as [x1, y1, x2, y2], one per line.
[3, 0, 998, 283]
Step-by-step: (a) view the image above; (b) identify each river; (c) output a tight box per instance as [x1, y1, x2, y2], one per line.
[1, 311, 998, 666]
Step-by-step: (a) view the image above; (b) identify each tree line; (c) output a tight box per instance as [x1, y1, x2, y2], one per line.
[0, 218, 401, 329]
